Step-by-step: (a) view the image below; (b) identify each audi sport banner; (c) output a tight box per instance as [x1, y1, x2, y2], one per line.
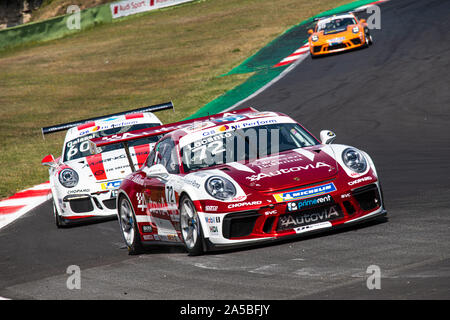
[110, 0, 194, 19]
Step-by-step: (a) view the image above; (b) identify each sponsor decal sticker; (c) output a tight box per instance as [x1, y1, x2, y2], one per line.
[205, 216, 221, 224]
[228, 201, 262, 209]
[294, 222, 332, 234]
[286, 194, 333, 212]
[100, 180, 122, 190]
[264, 210, 278, 216]
[348, 176, 373, 186]
[278, 206, 342, 230]
[341, 193, 351, 199]
[67, 189, 90, 194]
[136, 192, 146, 211]
[246, 162, 332, 182]
[274, 182, 336, 202]
[143, 234, 154, 240]
[142, 225, 153, 233]
[209, 225, 219, 235]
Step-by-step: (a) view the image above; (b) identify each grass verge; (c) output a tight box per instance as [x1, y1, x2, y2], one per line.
[0, 0, 350, 199]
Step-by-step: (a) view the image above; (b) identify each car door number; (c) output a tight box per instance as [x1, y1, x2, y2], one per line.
[165, 185, 176, 204]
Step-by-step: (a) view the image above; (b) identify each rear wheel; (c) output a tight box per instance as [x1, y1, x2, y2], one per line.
[364, 29, 373, 47]
[118, 196, 143, 255]
[180, 195, 204, 256]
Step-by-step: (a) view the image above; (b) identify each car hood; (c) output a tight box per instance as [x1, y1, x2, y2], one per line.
[218, 146, 338, 193]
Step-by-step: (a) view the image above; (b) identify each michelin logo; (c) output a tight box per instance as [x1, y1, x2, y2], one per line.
[274, 182, 336, 202]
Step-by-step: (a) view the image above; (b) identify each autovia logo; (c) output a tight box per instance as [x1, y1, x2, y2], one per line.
[100, 180, 122, 190]
[273, 182, 336, 203]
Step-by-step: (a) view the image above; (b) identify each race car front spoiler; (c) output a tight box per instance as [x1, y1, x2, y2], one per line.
[203, 208, 387, 252]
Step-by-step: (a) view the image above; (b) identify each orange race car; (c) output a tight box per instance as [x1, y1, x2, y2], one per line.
[308, 13, 373, 58]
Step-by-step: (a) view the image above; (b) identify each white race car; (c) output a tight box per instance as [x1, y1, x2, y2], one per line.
[41, 102, 173, 227]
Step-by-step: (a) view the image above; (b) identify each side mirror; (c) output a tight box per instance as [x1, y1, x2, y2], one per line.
[41, 154, 57, 167]
[320, 130, 336, 144]
[308, 29, 314, 35]
[144, 164, 169, 180]
[360, 19, 366, 23]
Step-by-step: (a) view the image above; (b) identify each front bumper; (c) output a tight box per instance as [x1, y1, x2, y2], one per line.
[203, 208, 387, 252]
[53, 190, 118, 223]
[199, 182, 386, 250]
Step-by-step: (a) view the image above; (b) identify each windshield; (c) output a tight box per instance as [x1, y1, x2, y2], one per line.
[181, 123, 319, 172]
[317, 17, 356, 32]
[63, 123, 162, 162]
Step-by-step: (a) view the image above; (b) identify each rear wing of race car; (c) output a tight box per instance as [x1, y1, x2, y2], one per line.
[88, 107, 258, 172]
[40, 101, 174, 137]
[313, 11, 356, 22]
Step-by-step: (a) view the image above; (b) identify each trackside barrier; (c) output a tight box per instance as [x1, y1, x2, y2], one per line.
[0, 5, 112, 51]
[0, 0, 195, 52]
[110, 0, 194, 19]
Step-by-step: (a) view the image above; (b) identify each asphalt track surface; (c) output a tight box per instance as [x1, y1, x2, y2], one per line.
[1, 0, 449, 300]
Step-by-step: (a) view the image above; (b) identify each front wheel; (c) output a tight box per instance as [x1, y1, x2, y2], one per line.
[118, 196, 143, 255]
[180, 195, 204, 256]
[364, 29, 373, 47]
[53, 201, 65, 228]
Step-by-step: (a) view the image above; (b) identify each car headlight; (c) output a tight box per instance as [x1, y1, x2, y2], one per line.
[311, 35, 319, 42]
[205, 176, 236, 201]
[352, 26, 359, 33]
[59, 168, 79, 188]
[342, 148, 367, 173]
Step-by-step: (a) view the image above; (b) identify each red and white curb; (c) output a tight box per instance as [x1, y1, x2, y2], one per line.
[273, 43, 310, 68]
[353, 0, 389, 12]
[0, 182, 51, 230]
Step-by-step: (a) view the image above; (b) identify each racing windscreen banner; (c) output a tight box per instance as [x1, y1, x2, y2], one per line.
[89, 107, 258, 149]
[110, 0, 194, 19]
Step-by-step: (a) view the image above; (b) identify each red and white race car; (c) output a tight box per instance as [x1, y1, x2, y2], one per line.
[41, 102, 173, 227]
[90, 108, 386, 255]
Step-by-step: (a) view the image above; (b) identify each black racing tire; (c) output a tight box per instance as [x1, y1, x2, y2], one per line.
[118, 195, 144, 255]
[179, 195, 204, 256]
[53, 201, 65, 228]
[364, 29, 373, 47]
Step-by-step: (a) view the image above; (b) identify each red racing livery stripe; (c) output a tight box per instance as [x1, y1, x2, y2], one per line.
[133, 144, 150, 169]
[86, 153, 107, 180]
[77, 121, 96, 130]
[125, 113, 144, 120]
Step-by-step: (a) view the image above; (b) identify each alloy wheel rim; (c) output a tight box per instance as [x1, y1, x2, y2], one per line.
[120, 199, 135, 246]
